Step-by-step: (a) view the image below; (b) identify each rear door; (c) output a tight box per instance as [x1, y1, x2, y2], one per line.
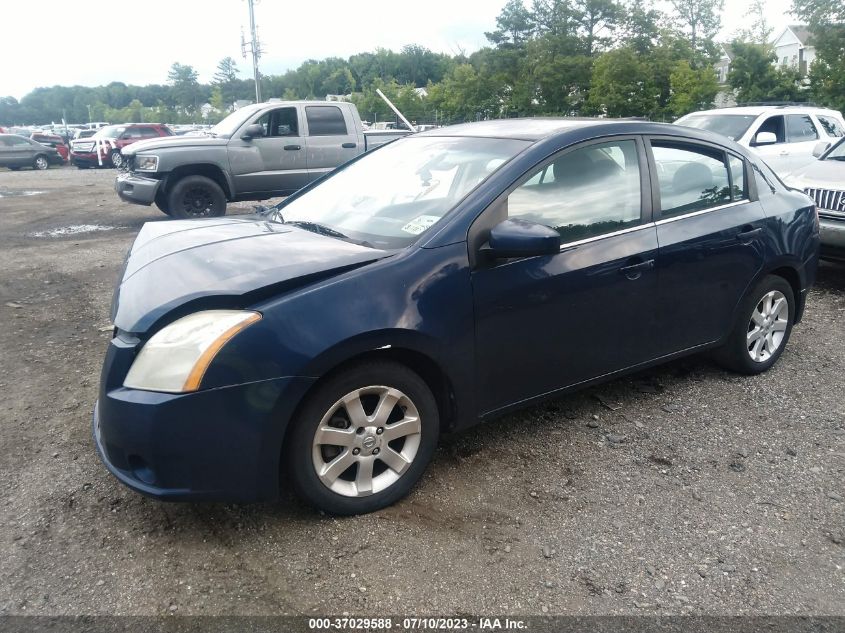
[229, 105, 309, 195]
[303, 105, 360, 181]
[471, 137, 660, 414]
[648, 138, 766, 355]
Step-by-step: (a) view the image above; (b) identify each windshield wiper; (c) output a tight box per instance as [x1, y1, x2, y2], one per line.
[826, 155, 845, 161]
[285, 220, 348, 239]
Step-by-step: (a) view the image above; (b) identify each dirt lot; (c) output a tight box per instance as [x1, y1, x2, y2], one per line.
[0, 165, 843, 617]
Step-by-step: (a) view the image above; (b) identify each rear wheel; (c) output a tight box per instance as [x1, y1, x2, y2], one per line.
[8, 166, 20, 171]
[167, 175, 226, 219]
[33, 155, 49, 170]
[110, 150, 123, 169]
[285, 361, 439, 515]
[713, 275, 794, 374]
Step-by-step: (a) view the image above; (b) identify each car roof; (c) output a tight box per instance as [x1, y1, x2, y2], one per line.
[682, 106, 842, 117]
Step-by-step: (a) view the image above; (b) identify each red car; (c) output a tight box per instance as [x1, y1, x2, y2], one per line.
[70, 123, 172, 169]
[30, 132, 69, 162]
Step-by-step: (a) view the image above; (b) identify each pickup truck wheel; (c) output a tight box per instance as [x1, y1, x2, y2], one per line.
[154, 190, 172, 216]
[167, 176, 226, 219]
[110, 151, 123, 169]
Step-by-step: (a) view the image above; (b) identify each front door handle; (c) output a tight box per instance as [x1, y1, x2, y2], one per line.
[619, 258, 654, 280]
[341, 142, 357, 149]
[284, 144, 301, 151]
[736, 227, 763, 242]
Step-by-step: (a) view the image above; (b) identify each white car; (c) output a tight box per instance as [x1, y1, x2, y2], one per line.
[675, 106, 845, 176]
[783, 137, 845, 261]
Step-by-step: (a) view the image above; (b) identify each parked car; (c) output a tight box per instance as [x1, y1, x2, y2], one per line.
[783, 137, 845, 261]
[675, 105, 845, 176]
[94, 118, 819, 515]
[30, 132, 69, 161]
[115, 101, 410, 218]
[70, 123, 173, 169]
[0, 134, 64, 170]
[73, 128, 97, 140]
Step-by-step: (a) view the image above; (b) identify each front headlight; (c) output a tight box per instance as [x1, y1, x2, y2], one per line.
[135, 155, 159, 172]
[123, 310, 261, 393]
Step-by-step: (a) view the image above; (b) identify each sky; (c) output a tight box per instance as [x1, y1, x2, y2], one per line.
[0, 0, 798, 100]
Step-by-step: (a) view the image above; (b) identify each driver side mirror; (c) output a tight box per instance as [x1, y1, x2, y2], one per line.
[241, 123, 265, 141]
[754, 131, 778, 146]
[482, 218, 560, 259]
[812, 141, 830, 158]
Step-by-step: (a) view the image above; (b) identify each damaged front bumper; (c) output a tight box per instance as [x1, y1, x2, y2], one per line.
[115, 173, 162, 206]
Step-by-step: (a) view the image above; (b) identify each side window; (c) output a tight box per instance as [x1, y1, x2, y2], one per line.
[305, 106, 348, 136]
[754, 116, 785, 144]
[728, 155, 747, 200]
[816, 115, 845, 137]
[122, 127, 145, 139]
[507, 139, 642, 243]
[254, 108, 299, 137]
[139, 127, 159, 138]
[786, 115, 819, 142]
[652, 142, 731, 216]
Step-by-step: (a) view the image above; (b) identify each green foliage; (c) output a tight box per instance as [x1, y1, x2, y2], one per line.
[669, 60, 718, 115]
[586, 47, 657, 117]
[792, 0, 845, 113]
[727, 41, 806, 104]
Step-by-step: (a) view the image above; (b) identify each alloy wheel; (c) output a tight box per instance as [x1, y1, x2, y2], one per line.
[747, 290, 788, 362]
[111, 152, 123, 168]
[180, 187, 215, 217]
[34, 156, 48, 170]
[311, 386, 422, 497]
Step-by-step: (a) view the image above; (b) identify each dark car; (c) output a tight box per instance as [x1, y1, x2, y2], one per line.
[94, 119, 819, 515]
[0, 134, 64, 170]
[70, 123, 172, 169]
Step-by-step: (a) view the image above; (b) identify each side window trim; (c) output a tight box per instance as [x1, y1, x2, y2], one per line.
[644, 136, 752, 221]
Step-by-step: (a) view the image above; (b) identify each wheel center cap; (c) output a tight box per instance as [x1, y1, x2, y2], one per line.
[362, 435, 377, 450]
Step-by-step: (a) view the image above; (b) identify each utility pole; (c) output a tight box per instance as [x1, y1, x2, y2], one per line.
[241, 0, 262, 103]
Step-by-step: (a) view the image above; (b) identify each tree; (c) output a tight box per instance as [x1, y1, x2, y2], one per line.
[212, 57, 239, 109]
[486, 0, 535, 46]
[167, 62, 202, 115]
[574, 0, 622, 57]
[792, 0, 845, 112]
[728, 41, 805, 104]
[669, 60, 718, 115]
[586, 47, 657, 117]
[734, 0, 773, 44]
[670, 0, 723, 64]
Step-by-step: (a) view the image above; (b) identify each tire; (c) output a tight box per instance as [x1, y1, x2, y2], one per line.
[713, 275, 794, 374]
[33, 155, 49, 170]
[166, 175, 227, 219]
[75, 164, 90, 170]
[285, 361, 439, 515]
[8, 166, 20, 171]
[110, 150, 123, 169]
[154, 189, 172, 216]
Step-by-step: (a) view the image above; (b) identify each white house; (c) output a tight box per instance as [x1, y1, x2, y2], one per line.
[771, 25, 815, 75]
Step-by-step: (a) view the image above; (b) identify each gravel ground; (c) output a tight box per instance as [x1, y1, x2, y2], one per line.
[0, 166, 843, 617]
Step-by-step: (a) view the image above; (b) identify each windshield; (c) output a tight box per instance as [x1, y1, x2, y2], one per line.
[677, 114, 757, 141]
[94, 125, 126, 139]
[824, 137, 845, 160]
[209, 105, 264, 137]
[278, 136, 530, 249]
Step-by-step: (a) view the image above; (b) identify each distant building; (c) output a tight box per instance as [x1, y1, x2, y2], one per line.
[714, 44, 737, 107]
[772, 25, 815, 75]
[325, 94, 352, 102]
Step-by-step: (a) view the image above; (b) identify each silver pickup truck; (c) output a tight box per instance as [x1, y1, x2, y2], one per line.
[115, 100, 407, 218]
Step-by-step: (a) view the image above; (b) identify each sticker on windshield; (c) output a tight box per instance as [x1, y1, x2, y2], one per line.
[401, 215, 440, 235]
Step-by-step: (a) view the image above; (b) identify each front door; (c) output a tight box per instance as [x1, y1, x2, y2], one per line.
[648, 138, 767, 354]
[471, 137, 660, 415]
[229, 106, 309, 195]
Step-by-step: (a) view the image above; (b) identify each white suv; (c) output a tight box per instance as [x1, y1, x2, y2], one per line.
[675, 105, 845, 176]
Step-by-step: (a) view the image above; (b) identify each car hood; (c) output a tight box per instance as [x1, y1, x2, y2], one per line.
[122, 135, 228, 155]
[112, 217, 392, 333]
[783, 159, 845, 190]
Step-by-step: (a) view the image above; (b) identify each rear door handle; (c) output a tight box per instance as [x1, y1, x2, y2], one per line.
[342, 142, 357, 149]
[284, 144, 301, 151]
[619, 259, 654, 280]
[736, 227, 763, 242]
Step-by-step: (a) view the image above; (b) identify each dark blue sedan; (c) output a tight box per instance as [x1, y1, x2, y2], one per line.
[95, 119, 819, 515]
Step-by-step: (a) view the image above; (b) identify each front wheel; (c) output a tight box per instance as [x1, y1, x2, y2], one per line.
[167, 175, 227, 219]
[713, 275, 794, 374]
[110, 150, 123, 169]
[33, 155, 49, 170]
[285, 361, 439, 515]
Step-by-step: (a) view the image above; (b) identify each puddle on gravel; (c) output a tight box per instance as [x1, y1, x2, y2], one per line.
[30, 224, 119, 238]
[0, 190, 45, 198]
